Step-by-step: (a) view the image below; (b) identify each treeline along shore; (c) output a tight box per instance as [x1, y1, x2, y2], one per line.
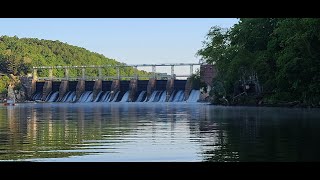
[196, 18, 320, 108]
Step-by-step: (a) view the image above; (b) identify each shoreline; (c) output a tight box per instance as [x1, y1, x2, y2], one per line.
[1, 100, 319, 109]
[210, 103, 320, 109]
[1, 94, 319, 109]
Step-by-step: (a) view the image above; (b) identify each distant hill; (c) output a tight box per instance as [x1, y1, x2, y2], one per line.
[0, 35, 147, 78]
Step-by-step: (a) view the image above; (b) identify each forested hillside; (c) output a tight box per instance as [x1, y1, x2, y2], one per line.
[0, 35, 149, 93]
[197, 18, 320, 106]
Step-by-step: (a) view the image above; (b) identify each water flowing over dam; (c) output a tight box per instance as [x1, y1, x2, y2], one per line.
[31, 79, 201, 103]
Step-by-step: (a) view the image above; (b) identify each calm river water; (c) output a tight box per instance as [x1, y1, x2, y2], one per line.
[0, 103, 320, 161]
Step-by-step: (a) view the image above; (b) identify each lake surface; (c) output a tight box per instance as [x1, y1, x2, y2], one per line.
[0, 103, 320, 162]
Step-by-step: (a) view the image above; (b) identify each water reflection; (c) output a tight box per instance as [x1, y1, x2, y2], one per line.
[0, 103, 320, 161]
[199, 106, 320, 161]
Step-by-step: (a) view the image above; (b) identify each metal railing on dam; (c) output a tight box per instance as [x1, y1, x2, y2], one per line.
[32, 63, 200, 81]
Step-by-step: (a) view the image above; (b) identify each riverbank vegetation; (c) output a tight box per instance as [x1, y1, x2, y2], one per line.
[0, 74, 10, 94]
[197, 18, 320, 107]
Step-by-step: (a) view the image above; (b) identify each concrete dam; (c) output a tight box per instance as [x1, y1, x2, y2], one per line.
[28, 63, 214, 103]
[31, 79, 201, 103]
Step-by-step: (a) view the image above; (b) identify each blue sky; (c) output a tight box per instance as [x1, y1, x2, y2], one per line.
[0, 18, 239, 75]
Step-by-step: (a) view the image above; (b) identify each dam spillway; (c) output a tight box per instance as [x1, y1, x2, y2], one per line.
[31, 79, 201, 103]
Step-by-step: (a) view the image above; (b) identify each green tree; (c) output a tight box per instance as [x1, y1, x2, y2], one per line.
[0, 75, 10, 94]
[197, 18, 320, 106]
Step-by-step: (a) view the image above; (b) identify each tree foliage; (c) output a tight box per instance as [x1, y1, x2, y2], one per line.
[0, 36, 149, 78]
[0, 75, 10, 94]
[197, 18, 320, 105]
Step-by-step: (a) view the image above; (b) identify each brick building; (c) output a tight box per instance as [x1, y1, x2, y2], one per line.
[200, 64, 217, 86]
